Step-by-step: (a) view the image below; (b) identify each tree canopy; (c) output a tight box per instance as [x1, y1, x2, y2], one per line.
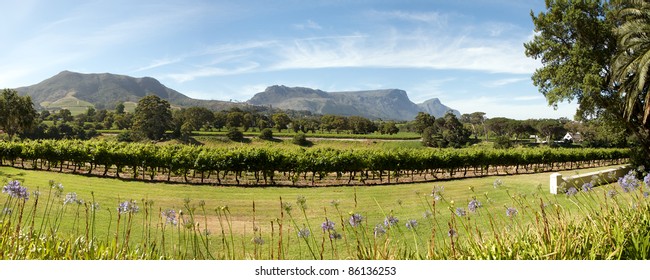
[0, 89, 37, 138]
[132, 95, 172, 140]
[525, 0, 650, 162]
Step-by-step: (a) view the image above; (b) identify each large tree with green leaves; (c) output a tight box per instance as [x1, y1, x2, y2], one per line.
[524, 0, 650, 161]
[0, 89, 37, 138]
[132, 95, 172, 140]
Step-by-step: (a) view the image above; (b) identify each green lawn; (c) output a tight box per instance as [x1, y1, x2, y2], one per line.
[0, 164, 631, 259]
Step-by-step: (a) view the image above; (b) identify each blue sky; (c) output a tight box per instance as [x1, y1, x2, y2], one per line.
[0, 0, 578, 120]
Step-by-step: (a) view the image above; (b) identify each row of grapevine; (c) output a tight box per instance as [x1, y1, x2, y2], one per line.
[0, 140, 629, 186]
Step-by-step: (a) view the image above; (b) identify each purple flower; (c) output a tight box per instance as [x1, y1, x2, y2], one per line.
[431, 186, 443, 201]
[349, 213, 363, 227]
[447, 228, 457, 237]
[468, 199, 482, 212]
[384, 215, 399, 227]
[2, 180, 29, 200]
[117, 200, 139, 214]
[321, 220, 335, 232]
[373, 224, 386, 237]
[162, 209, 178, 225]
[297, 227, 310, 238]
[644, 173, 650, 187]
[581, 182, 593, 192]
[405, 219, 418, 230]
[455, 207, 466, 217]
[618, 170, 640, 193]
[566, 187, 578, 196]
[506, 207, 518, 218]
[329, 232, 342, 240]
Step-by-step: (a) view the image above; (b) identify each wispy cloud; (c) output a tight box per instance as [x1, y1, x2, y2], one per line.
[483, 77, 530, 87]
[368, 10, 448, 26]
[293, 19, 323, 30]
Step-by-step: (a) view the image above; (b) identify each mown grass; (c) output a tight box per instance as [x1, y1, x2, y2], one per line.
[3, 163, 648, 260]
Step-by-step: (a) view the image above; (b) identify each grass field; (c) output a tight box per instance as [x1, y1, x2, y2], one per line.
[2, 163, 640, 260]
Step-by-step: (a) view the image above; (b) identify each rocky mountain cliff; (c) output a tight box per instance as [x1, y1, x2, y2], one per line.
[247, 85, 459, 120]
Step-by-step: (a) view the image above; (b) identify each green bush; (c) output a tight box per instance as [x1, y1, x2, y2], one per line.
[292, 133, 310, 146]
[259, 128, 274, 140]
[226, 127, 244, 142]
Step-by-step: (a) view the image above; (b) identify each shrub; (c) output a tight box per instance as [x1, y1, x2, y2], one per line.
[117, 131, 133, 142]
[259, 128, 274, 140]
[292, 133, 310, 146]
[493, 135, 513, 149]
[226, 127, 244, 142]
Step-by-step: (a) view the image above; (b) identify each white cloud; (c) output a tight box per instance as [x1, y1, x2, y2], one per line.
[483, 77, 530, 87]
[368, 10, 448, 27]
[293, 20, 323, 30]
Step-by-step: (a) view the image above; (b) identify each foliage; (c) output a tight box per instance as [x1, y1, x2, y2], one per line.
[226, 127, 245, 142]
[524, 1, 650, 164]
[131, 95, 172, 140]
[292, 133, 310, 146]
[0, 139, 629, 186]
[259, 128, 274, 140]
[0, 89, 38, 138]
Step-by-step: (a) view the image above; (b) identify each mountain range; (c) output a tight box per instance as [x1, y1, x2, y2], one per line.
[14, 71, 459, 120]
[248, 85, 459, 120]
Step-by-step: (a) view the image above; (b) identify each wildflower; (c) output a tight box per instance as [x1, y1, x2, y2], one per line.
[383, 215, 399, 227]
[117, 200, 139, 214]
[608, 171, 617, 180]
[431, 186, 443, 201]
[297, 227, 310, 238]
[90, 202, 100, 211]
[349, 213, 363, 227]
[2, 208, 12, 215]
[2, 180, 29, 200]
[252, 236, 265, 245]
[644, 192, 649, 198]
[405, 219, 418, 230]
[581, 182, 593, 192]
[296, 196, 307, 210]
[493, 179, 503, 188]
[506, 207, 518, 218]
[63, 192, 79, 205]
[329, 232, 342, 240]
[282, 202, 292, 213]
[423, 210, 433, 219]
[373, 224, 386, 237]
[162, 209, 178, 225]
[321, 220, 335, 232]
[468, 199, 482, 212]
[447, 228, 457, 237]
[644, 173, 650, 187]
[607, 190, 617, 198]
[455, 207, 466, 217]
[618, 170, 641, 192]
[51, 182, 64, 198]
[566, 187, 578, 196]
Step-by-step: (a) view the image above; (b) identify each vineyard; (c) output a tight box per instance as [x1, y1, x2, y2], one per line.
[0, 139, 629, 186]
